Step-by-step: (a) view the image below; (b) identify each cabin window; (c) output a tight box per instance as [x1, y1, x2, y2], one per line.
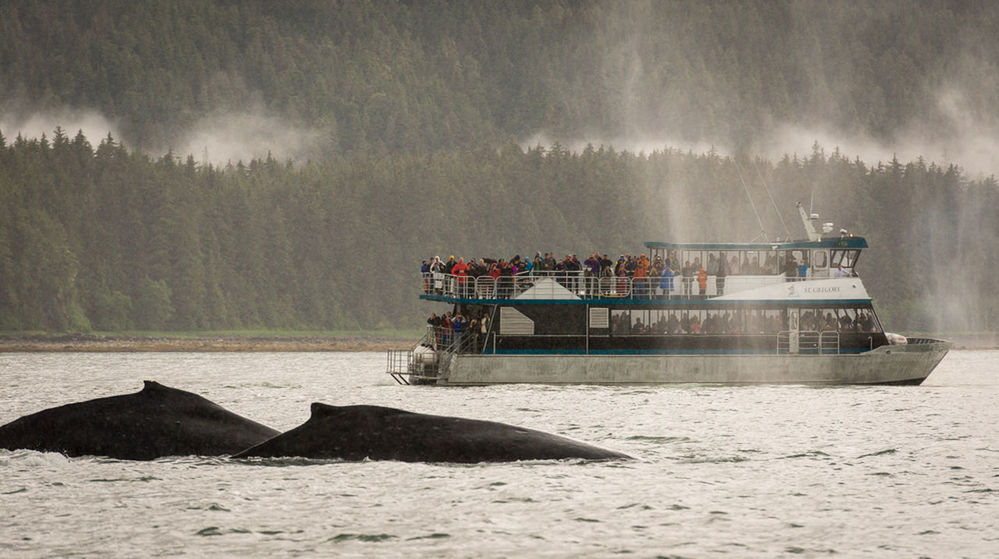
[707, 251, 720, 275]
[649, 310, 668, 334]
[739, 250, 778, 274]
[799, 308, 820, 331]
[631, 309, 650, 334]
[830, 249, 859, 269]
[610, 309, 630, 335]
[790, 306, 882, 333]
[793, 250, 808, 269]
[764, 250, 778, 274]
[727, 253, 742, 275]
[681, 309, 705, 334]
[731, 309, 745, 334]
[681, 250, 705, 273]
[842, 306, 881, 333]
[589, 307, 609, 329]
[666, 311, 681, 334]
[813, 250, 828, 269]
[704, 309, 736, 334]
[817, 308, 839, 331]
[499, 307, 534, 335]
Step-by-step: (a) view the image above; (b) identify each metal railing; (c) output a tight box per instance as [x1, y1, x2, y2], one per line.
[387, 348, 415, 384]
[387, 325, 488, 384]
[387, 328, 444, 385]
[421, 270, 846, 300]
[777, 330, 841, 354]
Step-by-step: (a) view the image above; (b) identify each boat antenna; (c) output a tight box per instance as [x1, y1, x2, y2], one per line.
[796, 201, 822, 241]
[752, 159, 791, 239]
[733, 157, 769, 243]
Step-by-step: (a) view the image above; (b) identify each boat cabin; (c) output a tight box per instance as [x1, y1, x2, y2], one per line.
[645, 236, 867, 280]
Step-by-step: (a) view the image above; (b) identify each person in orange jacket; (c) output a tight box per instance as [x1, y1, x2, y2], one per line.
[697, 267, 708, 298]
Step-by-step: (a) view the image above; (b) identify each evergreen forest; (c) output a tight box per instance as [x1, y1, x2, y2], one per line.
[1, 0, 998, 334]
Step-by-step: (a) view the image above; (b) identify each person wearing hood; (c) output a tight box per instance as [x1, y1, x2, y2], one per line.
[430, 256, 444, 293]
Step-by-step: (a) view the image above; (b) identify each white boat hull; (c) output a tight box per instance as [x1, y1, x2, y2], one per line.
[436, 342, 950, 386]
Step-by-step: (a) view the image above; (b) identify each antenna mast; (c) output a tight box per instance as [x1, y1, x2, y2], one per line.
[796, 201, 822, 241]
[734, 158, 769, 242]
[752, 161, 791, 239]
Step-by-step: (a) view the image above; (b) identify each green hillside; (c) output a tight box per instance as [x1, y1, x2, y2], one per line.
[1, 1, 998, 334]
[4, 1, 999, 153]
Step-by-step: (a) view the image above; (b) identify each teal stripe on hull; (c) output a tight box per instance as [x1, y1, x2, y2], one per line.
[421, 295, 873, 306]
[485, 348, 871, 355]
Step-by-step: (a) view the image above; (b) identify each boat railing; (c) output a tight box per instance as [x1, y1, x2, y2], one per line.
[387, 348, 414, 384]
[777, 330, 841, 354]
[422, 270, 848, 300]
[387, 327, 445, 385]
[426, 324, 485, 354]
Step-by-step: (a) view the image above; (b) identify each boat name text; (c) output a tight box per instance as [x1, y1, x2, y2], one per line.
[802, 286, 842, 294]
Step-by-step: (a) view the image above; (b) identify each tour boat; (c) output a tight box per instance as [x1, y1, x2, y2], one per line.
[388, 207, 950, 385]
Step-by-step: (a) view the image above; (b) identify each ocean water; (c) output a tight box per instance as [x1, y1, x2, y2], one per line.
[0, 350, 996, 558]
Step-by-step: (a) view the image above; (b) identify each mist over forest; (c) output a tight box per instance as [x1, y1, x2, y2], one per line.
[1, 0, 997, 334]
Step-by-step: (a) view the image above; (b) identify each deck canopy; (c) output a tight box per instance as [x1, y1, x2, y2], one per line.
[644, 237, 867, 279]
[643, 237, 868, 251]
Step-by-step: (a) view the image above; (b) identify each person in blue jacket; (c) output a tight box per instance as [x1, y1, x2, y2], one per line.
[659, 265, 675, 299]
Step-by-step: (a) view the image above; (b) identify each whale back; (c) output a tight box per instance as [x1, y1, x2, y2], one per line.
[0, 381, 280, 460]
[235, 403, 629, 463]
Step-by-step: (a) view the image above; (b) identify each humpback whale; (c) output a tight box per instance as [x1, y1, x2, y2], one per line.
[0, 381, 280, 460]
[234, 403, 630, 463]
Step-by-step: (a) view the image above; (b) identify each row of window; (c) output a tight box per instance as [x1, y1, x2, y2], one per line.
[648, 248, 861, 275]
[605, 306, 881, 335]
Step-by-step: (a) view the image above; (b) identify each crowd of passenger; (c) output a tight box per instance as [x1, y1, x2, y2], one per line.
[611, 308, 878, 336]
[425, 310, 490, 350]
[422, 248, 859, 298]
[421, 251, 742, 298]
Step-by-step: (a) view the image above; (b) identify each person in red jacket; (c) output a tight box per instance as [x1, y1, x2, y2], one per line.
[452, 257, 470, 297]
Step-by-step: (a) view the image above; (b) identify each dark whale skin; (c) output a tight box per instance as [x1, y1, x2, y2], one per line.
[0, 381, 280, 460]
[234, 403, 631, 463]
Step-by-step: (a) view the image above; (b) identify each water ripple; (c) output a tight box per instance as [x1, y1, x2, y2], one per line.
[0, 350, 996, 557]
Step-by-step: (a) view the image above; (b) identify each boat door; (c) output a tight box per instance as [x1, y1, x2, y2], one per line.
[788, 308, 800, 354]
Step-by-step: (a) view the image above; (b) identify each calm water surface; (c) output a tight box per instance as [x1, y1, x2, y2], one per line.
[1, 350, 997, 557]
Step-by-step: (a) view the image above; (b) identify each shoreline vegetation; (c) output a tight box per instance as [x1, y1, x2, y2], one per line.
[0, 331, 421, 353]
[0, 332, 995, 353]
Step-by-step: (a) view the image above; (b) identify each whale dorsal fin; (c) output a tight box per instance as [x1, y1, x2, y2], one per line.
[310, 402, 340, 418]
[142, 380, 167, 392]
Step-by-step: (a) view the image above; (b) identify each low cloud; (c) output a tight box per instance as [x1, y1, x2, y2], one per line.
[527, 87, 999, 179]
[760, 89, 999, 178]
[172, 107, 324, 166]
[1, 105, 324, 166]
[0, 108, 119, 144]
[520, 132, 719, 157]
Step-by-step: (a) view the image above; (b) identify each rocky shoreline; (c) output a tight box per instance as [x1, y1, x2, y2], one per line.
[0, 334, 417, 353]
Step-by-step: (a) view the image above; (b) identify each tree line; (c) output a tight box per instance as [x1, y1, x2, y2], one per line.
[2, 0, 998, 154]
[2, 130, 996, 334]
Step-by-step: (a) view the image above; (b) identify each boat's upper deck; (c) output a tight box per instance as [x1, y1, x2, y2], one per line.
[420, 236, 870, 305]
